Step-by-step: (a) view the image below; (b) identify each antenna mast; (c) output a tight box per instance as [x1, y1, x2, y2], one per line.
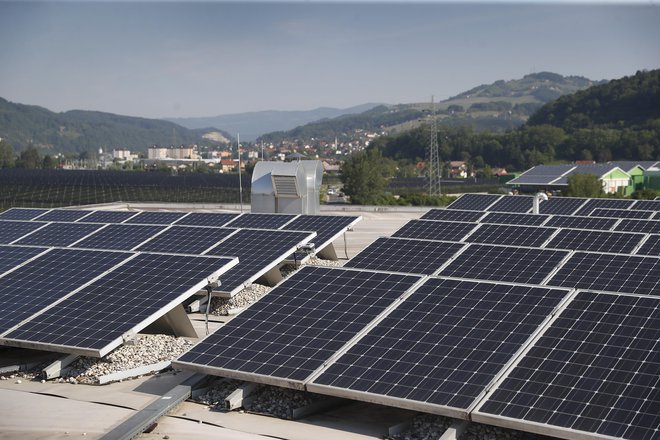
[427, 96, 442, 196]
[237, 133, 243, 212]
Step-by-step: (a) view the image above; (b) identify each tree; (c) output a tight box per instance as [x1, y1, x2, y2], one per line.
[341, 149, 395, 205]
[0, 139, 15, 168]
[565, 173, 603, 198]
[42, 154, 57, 169]
[17, 145, 41, 169]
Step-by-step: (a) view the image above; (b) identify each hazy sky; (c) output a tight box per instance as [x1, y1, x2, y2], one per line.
[1, 1, 658, 119]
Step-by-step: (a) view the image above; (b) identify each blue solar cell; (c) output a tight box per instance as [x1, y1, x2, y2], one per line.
[344, 237, 465, 275]
[281, 215, 360, 251]
[175, 266, 422, 382]
[73, 224, 167, 250]
[438, 244, 569, 285]
[477, 292, 660, 440]
[464, 223, 556, 248]
[4, 253, 236, 356]
[544, 215, 617, 231]
[0, 245, 48, 275]
[631, 200, 660, 211]
[481, 212, 548, 226]
[487, 195, 533, 213]
[537, 197, 587, 215]
[447, 194, 501, 211]
[0, 220, 47, 244]
[393, 220, 477, 242]
[14, 222, 104, 247]
[0, 208, 50, 220]
[547, 252, 660, 295]
[0, 248, 131, 334]
[574, 199, 635, 216]
[77, 211, 140, 223]
[173, 212, 239, 227]
[224, 213, 297, 229]
[545, 229, 645, 254]
[136, 226, 236, 254]
[614, 219, 660, 234]
[34, 209, 94, 222]
[123, 211, 189, 225]
[636, 235, 660, 257]
[590, 208, 655, 220]
[421, 209, 485, 222]
[312, 278, 569, 412]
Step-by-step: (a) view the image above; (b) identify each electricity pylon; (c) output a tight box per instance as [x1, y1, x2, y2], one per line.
[427, 96, 442, 196]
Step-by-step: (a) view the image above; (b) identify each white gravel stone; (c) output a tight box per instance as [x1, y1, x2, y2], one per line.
[247, 385, 325, 419]
[211, 284, 271, 316]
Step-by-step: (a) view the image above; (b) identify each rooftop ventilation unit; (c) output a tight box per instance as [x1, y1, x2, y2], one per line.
[251, 160, 322, 214]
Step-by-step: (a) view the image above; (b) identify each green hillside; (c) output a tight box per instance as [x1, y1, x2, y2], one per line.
[259, 72, 603, 143]
[0, 97, 231, 154]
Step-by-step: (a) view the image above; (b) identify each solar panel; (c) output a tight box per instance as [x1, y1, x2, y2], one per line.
[421, 209, 485, 222]
[224, 213, 297, 229]
[33, 209, 94, 222]
[174, 266, 423, 384]
[392, 220, 477, 242]
[0, 208, 50, 220]
[123, 211, 189, 225]
[481, 212, 548, 226]
[475, 292, 659, 440]
[507, 165, 575, 186]
[173, 212, 240, 227]
[205, 229, 315, 295]
[537, 197, 587, 215]
[446, 194, 501, 211]
[589, 208, 655, 220]
[545, 229, 645, 254]
[635, 235, 660, 257]
[3, 253, 237, 357]
[281, 215, 361, 251]
[73, 224, 167, 251]
[136, 226, 237, 255]
[574, 199, 635, 216]
[547, 252, 660, 295]
[13, 222, 104, 247]
[614, 219, 660, 234]
[0, 249, 132, 335]
[487, 195, 533, 213]
[543, 215, 617, 231]
[438, 244, 569, 285]
[464, 223, 557, 248]
[0, 220, 47, 244]
[631, 199, 660, 211]
[0, 245, 48, 275]
[344, 237, 466, 275]
[310, 278, 570, 417]
[76, 210, 139, 224]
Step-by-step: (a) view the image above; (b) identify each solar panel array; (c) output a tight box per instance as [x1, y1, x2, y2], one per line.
[174, 193, 660, 440]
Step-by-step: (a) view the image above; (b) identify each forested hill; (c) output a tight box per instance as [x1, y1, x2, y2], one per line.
[0, 98, 232, 154]
[527, 69, 660, 129]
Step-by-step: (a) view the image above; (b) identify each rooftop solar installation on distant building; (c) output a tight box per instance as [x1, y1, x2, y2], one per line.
[344, 237, 465, 275]
[72, 224, 166, 251]
[173, 212, 239, 227]
[475, 292, 659, 440]
[0, 245, 47, 275]
[543, 215, 617, 231]
[136, 226, 236, 255]
[205, 229, 315, 295]
[438, 244, 569, 285]
[0, 220, 46, 244]
[635, 235, 660, 257]
[224, 213, 297, 229]
[3, 253, 237, 357]
[174, 266, 422, 384]
[0, 248, 131, 335]
[589, 208, 655, 219]
[0, 208, 50, 221]
[123, 211, 189, 225]
[76, 210, 139, 224]
[446, 194, 501, 211]
[421, 209, 485, 222]
[506, 164, 575, 186]
[547, 252, 660, 295]
[487, 195, 533, 213]
[464, 223, 557, 248]
[392, 220, 477, 242]
[13, 222, 104, 247]
[614, 219, 660, 234]
[544, 229, 645, 254]
[310, 278, 569, 417]
[537, 197, 587, 215]
[480, 212, 548, 226]
[33, 209, 94, 222]
[574, 198, 636, 216]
